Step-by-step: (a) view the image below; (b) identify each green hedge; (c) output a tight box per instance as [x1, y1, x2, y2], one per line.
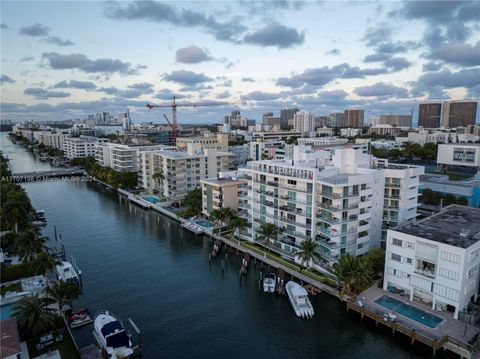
[1, 263, 40, 283]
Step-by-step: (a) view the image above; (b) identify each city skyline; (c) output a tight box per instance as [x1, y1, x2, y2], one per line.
[1, 1, 479, 124]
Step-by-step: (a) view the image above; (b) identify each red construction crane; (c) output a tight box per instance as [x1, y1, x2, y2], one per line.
[146, 96, 228, 143]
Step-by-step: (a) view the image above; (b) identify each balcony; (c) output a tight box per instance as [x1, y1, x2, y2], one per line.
[316, 235, 357, 249]
[317, 202, 359, 212]
[316, 214, 358, 225]
[384, 193, 400, 199]
[414, 268, 436, 279]
[319, 191, 359, 200]
[317, 227, 357, 238]
[385, 182, 401, 188]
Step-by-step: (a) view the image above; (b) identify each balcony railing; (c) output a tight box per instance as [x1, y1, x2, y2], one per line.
[316, 214, 358, 225]
[317, 227, 357, 238]
[319, 191, 359, 199]
[316, 236, 357, 249]
[317, 202, 359, 212]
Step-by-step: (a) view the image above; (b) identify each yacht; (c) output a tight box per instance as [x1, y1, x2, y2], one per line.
[94, 310, 134, 358]
[35, 210, 46, 222]
[285, 281, 314, 319]
[55, 261, 80, 288]
[263, 273, 276, 293]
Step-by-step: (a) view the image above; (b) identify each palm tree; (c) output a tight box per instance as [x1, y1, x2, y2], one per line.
[152, 171, 165, 197]
[294, 239, 322, 271]
[228, 215, 247, 237]
[331, 254, 371, 298]
[209, 209, 223, 224]
[15, 229, 48, 263]
[12, 293, 56, 338]
[257, 222, 281, 253]
[46, 281, 81, 313]
[30, 251, 57, 276]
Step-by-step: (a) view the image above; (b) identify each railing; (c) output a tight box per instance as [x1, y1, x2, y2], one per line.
[414, 268, 436, 279]
[385, 182, 401, 188]
[316, 237, 357, 249]
[317, 202, 359, 212]
[316, 214, 358, 225]
[319, 191, 360, 199]
[317, 227, 357, 238]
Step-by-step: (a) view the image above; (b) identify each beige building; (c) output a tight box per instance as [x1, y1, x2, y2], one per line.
[176, 133, 229, 151]
[201, 178, 247, 216]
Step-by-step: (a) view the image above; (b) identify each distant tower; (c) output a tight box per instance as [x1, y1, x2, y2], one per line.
[122, 108, 132, 131]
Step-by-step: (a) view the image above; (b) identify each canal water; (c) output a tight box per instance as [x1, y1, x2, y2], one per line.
[1, 133, 449, 358]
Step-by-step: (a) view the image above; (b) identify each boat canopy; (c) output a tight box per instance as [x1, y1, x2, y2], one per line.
[102, 321, 131, 349]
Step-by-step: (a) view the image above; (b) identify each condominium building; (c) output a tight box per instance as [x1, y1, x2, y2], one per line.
[316, 127, 334, 137]
[176, 133, 229, 152]
[375, 114, 412, 127]
[36, 131, 65, 150]
[383, 205, 480, 319]
[249, 140, 285, 161]
[368, 124, 409, 137]
[328, 112, 346, 128]
[437, 144, 480, 173]
[340, 128, 362, 138]
[419, 103, 442, 128]
[345, 109, 364, 128]
[137, 143, 232, 201]
[63, 136, 107, 159]
[280, 108, 299, 129]
[441, 101, 477, 128]
[201, 178, 248, 216]
[229, 144, 249, 167]
[238, 146, 424, 265]
[293, 111, 315, 133]
[297, 138, 348, 147]
[95, 143, 172, 172]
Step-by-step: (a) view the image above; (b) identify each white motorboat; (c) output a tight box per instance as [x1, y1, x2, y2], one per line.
[94, 310, 133, 358]
[285, 281, 315, 319]
[55, 261, 80, 288]
[35, 210, 46, 222]
[263, 273, 276, 293]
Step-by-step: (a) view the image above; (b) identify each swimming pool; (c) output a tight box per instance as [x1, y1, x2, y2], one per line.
[374, 295, 443, 329]
[142, 196, 160, 204]
[0, 303, 15, 320]
[195, 220, 215, 229]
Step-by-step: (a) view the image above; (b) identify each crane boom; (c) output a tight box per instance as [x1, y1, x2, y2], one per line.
[146, 96, 229, 143]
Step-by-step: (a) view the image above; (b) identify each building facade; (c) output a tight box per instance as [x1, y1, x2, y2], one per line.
[293, 111, 315, 133]
[201, 178, 247, 215]
[63, 136, 107, 159]
[345, 109, 364, 128]
[441, 101, 477, 128]
[383, 205, 480, 319]
[437, 144, 480, 173]
[419, 103, 442, 128]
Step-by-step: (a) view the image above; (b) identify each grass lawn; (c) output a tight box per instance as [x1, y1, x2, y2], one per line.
[27, 330, 80, 359]
[0, 282, 22, 296]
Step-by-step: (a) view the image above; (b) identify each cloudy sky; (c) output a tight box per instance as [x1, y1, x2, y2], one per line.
[1, 1, 479, 124]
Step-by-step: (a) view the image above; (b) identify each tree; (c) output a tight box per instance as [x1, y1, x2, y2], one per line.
[12, 293, 57, 338]
[152, 171, 165, 197]
[294, 239, 322, 271]
[331, 254, 371, 297]
[182, 188, 202, 216]
[209, 209, 224, 224]
[46, 281, 81, 313]
[228, 215, 247, 236]
[15, 229, 48, 263]
[30, 252, 57, 276]
[257, 223, 281, 252]
[365, 248, 385, 275]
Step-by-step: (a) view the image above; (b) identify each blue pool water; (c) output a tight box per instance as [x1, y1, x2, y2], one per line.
[375, 295, 443, 328]
[0, 303, 14, 320]
[142, 196, 160, 203]
[195, 220, 215, 228]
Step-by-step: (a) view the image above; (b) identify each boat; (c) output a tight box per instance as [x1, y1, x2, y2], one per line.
[94, 310, 134, 358]
[35, 210, 46, 222]
[55, 261, 81, 288]
[263, 273, 276, 293]
[285, 281, 315, 319]
[68, 308, 93, 329]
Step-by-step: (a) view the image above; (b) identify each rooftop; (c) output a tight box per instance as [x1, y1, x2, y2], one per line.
[394, 205, 480, 248]
[1, 318, 21, 359]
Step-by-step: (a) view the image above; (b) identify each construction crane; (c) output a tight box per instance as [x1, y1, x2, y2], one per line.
[146, 96, 228, 143]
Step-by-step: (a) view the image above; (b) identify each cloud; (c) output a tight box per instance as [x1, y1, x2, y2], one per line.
[19, 23, 50, 37]
[52, 80, 97, 90]
[362, 22, 393, 47]
[354, 82, 409, 98]
[241, 77, 255, 82]
[154, 89, 186, 100]
[217, 90, 230, 99]
[393, 1, 472, 24]
[325, 48, 340, 55]
[24, 88, 71, 99]
[243, 22, 304, 48]
[1, 23, 9, 29]
[383, 57, 411, 71]
[0, 75, 15, 84]
[276, 63, 387, 88]
[176, 45, 212, 64]
[240, 91, 282, 101]
[98, 82, 154, 98]
[42, 52, 139, 75]
[417, 68, 480, 89]
[19, 56, 35, 62]
[46, 36, 75, 47]
[104, 1, 247, 43]
[162, 70, 213, 85]
[363, 53, 390, 62]
[427, 40, 480, 67]
[422, 62, 442, 72]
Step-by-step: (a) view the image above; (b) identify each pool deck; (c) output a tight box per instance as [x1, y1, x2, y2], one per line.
[351, 286, 479, 357]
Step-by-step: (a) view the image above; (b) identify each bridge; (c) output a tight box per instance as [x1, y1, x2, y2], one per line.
[7, 169, 86, 182]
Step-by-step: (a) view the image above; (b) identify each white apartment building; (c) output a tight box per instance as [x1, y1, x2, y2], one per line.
[95, 143, 173, 172]
[238, 146, 424, 266]
[36, 131, 65, 150]
[340, 128, 362, 138]
[249, 140, 285, 161]
[368, 125, 409, 137]
[437, 144, 480, 172]
[137, 143, 232, 201]
[383, 205, 480, 319]
[297, 137, 348, 147]
[176, 133, 229, 152]
[63, 136, 107, 159]
[293, 111, 315, 133]
[316, 127, 335, 137]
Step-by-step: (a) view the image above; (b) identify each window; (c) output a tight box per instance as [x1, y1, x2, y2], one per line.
[440, 251, 461, 264]
[438, 267, 459, 281]
[392, 238, 403, 247]
[406, 258, 412, 264]
[391, 253, 401, 262]
[405, 241, 415, 249]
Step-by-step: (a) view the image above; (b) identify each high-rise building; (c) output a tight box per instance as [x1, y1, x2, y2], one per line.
[328, 112, 346, 127]
[293, 111, 315, 133]
[231, 110, 241, 120]
[418, 103, 442, 128]
[345, 109, 364, 128]
[237, 146, 424, 266]
[263, 112, 280, 127]
[441, 101, 477, 128]
[377, 114, 412, 127]
[280, 108, 299, 129]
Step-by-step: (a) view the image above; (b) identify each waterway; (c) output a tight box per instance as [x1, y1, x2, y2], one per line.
[1, 132, 449, 358]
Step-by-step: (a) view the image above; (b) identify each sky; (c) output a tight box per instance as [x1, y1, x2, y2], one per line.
[0, 0, 479, 125]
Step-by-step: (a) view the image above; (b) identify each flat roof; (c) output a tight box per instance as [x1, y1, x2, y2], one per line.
[201, 178, 247, 187]
[394, 205, 480, 248]
[0, 318, 21, 358]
